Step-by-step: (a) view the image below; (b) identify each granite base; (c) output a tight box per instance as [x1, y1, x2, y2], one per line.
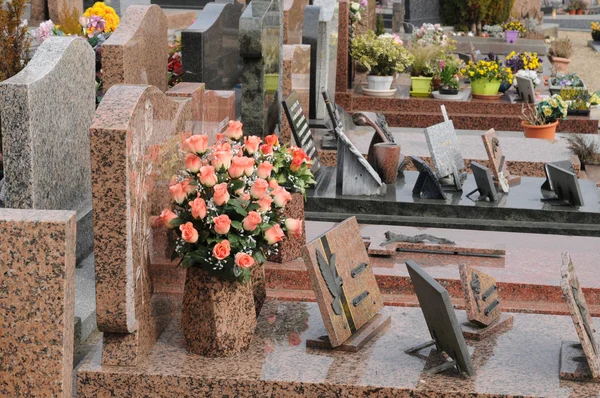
[458, 312, 514, 341]
[560, 340, 600, 383]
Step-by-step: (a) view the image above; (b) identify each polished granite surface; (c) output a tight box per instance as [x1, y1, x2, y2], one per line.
[307, 169, 600, 236]
[78, 301, 600, 397]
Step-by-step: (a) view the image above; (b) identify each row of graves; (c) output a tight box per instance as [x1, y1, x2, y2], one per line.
[1, 0, 600, 397]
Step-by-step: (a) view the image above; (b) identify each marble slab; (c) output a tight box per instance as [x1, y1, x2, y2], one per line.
[181, 0, 244, 90]
[102, 5, 168, 93]
[0, 209, 76, 398]
[77, 301, 600, 397]
[281, 44, 311, 144]
[424, 119, 465, 179]
[0, 37, 95, 262]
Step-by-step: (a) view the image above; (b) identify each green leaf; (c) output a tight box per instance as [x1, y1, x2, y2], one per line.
[231, 220, 244, 231]
[253, 250, 267, 264]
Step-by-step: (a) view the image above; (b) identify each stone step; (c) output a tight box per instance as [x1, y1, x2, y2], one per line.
[74, 253, 96, 346]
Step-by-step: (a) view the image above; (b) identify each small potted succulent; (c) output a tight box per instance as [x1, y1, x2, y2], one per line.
[548, 37, 574, 73]
[350, 31, 414, 92]
[521, 94, 567, 139]
[502, 21, 526, 43]
[592, 22, 600, 41]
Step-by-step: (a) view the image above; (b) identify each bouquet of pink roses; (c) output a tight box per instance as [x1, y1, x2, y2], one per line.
[159, 121, 302, 282]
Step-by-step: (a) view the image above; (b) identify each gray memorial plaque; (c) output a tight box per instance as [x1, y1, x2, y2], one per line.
[424, 120, 465, 180]
[516, 76, 536, 104]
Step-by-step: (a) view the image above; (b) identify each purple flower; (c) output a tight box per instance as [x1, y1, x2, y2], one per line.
[87, 15, 106, 37]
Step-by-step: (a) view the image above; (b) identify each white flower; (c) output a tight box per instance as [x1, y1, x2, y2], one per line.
[350, 2, 361, 11]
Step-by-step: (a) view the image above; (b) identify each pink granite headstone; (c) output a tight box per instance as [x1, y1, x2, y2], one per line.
[281, 44, 311, 144]
[283, 0, 309, 44]
[102, 5, 168, 93]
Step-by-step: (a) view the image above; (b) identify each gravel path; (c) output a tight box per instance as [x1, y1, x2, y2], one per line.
[558, 30, 600, 92]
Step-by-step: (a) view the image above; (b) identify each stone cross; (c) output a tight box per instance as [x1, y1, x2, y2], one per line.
[0, 37, 95, 262]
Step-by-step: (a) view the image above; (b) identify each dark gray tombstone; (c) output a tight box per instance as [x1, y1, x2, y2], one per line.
[542, 160, 574, 191]
[404, 0, 440, 26]
[405, 260, 475, 376]
[410, 156, 446, 200]
[240, 0, 283, 137]
[182, 0, 244, 90]
[516, 76, 536, 104]
[282, 90, 321, 173]
[545, 163, 584, 207]
[468, 162, 498, 202]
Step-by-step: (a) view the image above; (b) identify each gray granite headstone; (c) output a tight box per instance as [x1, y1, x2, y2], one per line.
[302, 0, 339, 122]
[0, 37, 95, 262]
[424, 120, 465, 180]
[240, 0, 284, 137]
[392, 0, 405, 33]
[404, 0, 440, 26]
[182, 0, 244, 90]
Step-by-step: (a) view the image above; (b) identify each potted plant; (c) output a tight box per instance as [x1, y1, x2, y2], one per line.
[549, 72, 586, 95]
[502, 21, 526, 43]
[438, 58, 463, 95]
[408, 44, 442, 96]
[548, 37, 574, 73]
[576, 0, 587, 14]
[158, 123, 303, 357]
[566, 1, 577, 14]
[462, 59, 513, 97]
[350, 31, 413, 93]
[513, 69, 542, 92]
[561, 87, 592, 116]
[592, 22, 600, 41]
[521, 94, 567, 139]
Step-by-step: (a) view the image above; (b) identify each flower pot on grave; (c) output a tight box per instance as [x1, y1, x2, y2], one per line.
[265, 73, 279, 92]
[267, 192, 306, 264]
[499, 80, 512, 93]
[568, 10, 576, 14]
[439, 87, 459, 95]
[373, 143, 401, 184]
[592, 31, 600, 41]
[410, 76, 433, 96]
[431, 77, 443, 91]
[367, 75, 394, 90]
[471, 79, 501, 96]
[550, 56, 571, 73]
[505, 30, 519, 43]
[181, 267, 257, 357]
[576, 9, 583, 14]
[250, 262, 266, 316]
[522, 120, 559, 140]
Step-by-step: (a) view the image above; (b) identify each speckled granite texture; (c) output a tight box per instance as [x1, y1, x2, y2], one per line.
[0, 37, 95, 262]
[77, 301, 600, 397]
[268, 193, 306, 263]
[0, 209, 76, 398]
[459, 264, 501, 326]
[281, 45, 310, 144]
[181, 268, 256, 357]
[283, 0, 308, 44]
[204, 90, 236, 138]
[166, 82, 205, 134]
[90, 84, 196, 365]
[102, 6, 168, 93]
[48, 0, 82, 22]
[335, 0, 349, 94]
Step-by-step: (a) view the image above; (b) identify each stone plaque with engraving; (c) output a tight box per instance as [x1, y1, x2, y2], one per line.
[482, 129, 521, 187]
[282, 91, 320, 172]
[424, 120, 465, 180]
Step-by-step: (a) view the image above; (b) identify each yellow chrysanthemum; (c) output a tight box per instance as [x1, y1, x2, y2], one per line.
[83, 1, 120, 33]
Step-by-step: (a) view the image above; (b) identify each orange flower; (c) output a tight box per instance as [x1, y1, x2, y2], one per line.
[228, 156, 246, 179]
[213, 183, 230, 206]
[265, 134, 279, 147]
[272, 186, 292, 208]
[285, 218, 302, 238]
[257, 195, 273, 212]
[243, 157, 255, 177]
[225, 120, 243, 140]
[260, 144, 273, 155]
[185, 134, 208, 154]
[185, 153, 202, 173]
[159, 209, 178, 228]
[212, 240, 231, 260]
[264, 224, 285, 245]
[235, 252, 255, 268]
[212, 150, 233, 170]
[257, 161, 273, 179]
[189, 198, 207, 220]
[213, 214, 231, 235]
[244, 135, 262, 155]
[169, 182, 187, 204]
[251, 178, 269, 199]
[180, 222, 199, 243]
[290, 156, 303, 172]
[199, 165, 218, 187]
[242, 211, 262, 231]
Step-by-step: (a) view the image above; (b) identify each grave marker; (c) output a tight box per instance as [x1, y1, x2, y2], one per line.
[410, 156, 447, 200]
[282, 91, 320, 173]
[424, 119, 465, 183]
[302, 217, 389, 349]
[283, 0, 309, 44]
[281, 44, 311, 144]
[467, 162, 499, 202]
[0, 36, 95, 262]
[481, 129, 521, 188]
[516, 76, 536, 104]
[0, 209, 76, 398]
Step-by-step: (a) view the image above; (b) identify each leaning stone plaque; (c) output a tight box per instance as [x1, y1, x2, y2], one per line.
[559, 252, 600, 382]
[481, 129, 521, 189]
[516, 76, 536, 104]
[458, 264, 513, 341]
[424, 120, 465, 187]
[302, 217, 390, 350]
[410, 156, 447, 200]
[405, 260, 475, 376]
[282, 91, 321, 173]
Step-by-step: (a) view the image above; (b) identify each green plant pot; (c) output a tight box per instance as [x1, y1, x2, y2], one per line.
[265, 73, 279, 92]
[470, 79, 502, 96]
[410, 76, 433, 96]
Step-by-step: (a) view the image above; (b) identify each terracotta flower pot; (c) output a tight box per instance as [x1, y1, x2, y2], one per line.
[522, 120, 558, 140]
[267, 192, 306, 263]
[568, 10, 576, 14]
[550, 56, 571, 73]
[576, 9, 583, 14]
[181, 267, 257, 357]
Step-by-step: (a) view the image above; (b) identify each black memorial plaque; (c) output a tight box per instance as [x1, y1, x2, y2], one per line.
[542, 160, 574, 191]
[468, 162, 499, 202]
[545, 163, 585, 207]
[410, 156, 447, 200]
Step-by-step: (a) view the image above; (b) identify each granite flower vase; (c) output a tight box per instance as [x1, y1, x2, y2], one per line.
[267, 192, 306, 263]
[471, 79, 501, 96]
[181, 267, 257, 357]
[522, 120, 558, 140]
[251, 261, 266, 316]
[505, 30, 519, 44]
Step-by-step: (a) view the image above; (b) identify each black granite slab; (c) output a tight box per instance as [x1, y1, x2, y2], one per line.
[306, 168, 600, 236]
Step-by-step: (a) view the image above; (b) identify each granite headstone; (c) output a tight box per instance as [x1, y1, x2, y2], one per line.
[240, 0, 283, 137]
[404, 0, 441, 26]
[410, 156, 446, 199]
[516, 76, 536, 104]
[459, 264, 501, 326]
[181, 0, 244, 90]
[283, 0, 309, 44]
[281, 44, 311, 144]
[424, 120, 465, 180]
[0, 37, 95, 262]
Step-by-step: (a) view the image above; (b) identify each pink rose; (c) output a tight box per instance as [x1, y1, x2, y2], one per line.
[159, 209, 178, 228]
[244, 136, 262, 155]
[213, 240, 231, 260]
[185, 153, 202, 173]
[264, 134, 279, 147]
[235, 252, 255, 268]
[169, 182, 187, 204]
[228, 156, 245, 179]
[189, 198, 207, 220]
[242, 211, 262, 231]
[272, 186, 292, 208]
[225, 120, 243, 141]
[268, 179, 279, 189]
[180, 222, 199, 243]
[199, 165, 218, 187]
[251, 178, 269, 199]
[239, 192, 251, 201]
[243, 157, 255, 177]
[264, 224, 285, 245]
[213, 183, 230, 206]
[215, 133, 226, 143]
[212, 150, 233, 170]
[260, 144, 273, 155]
[257, 161, 273, 179]
[257, 195, 273, 212]
[213, 141, 231, 152]
[181, 179, 197, 196]
[185, 134, 208, 154]
[285, 218, 302, 238]
[213, 214, 231, 235]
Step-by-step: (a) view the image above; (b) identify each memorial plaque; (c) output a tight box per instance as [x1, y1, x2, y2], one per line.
[323, 89, 343, 130]
[410, 156, 447, 200]
[282, 91, 320, 173]
[405, 260, 475, 376]
[468, 162, 499, 202]
[516, 76, 536, 104]
[424, 120, 465, 180]
[546, 163, 585, 207]
[560, 252, 600, 379]
[481, 129, 521, 188]
[302, 217, 385, 347]
[542, 160, 574, 191]
[459, 264, 501, 326]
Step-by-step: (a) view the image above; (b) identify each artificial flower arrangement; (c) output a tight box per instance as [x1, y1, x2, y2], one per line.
[592, 22, 600, 41]
[560, 87, 591, 114]
[168, 37, 183, 88]
[502, 21, 526, 36]
[351, 31, 413, 76]
[505, 51, 543, 73]
[437, 57, 464, 94]
[159, 122, 307, 282]
[350, 0, 367, 24]
[461, 59, 513, 82]
[412, 23, 450, 47]
[521, 94, 567, 126]
[513, 69, 541, 89]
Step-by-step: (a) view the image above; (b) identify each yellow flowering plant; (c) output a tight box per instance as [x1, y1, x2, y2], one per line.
[521, 94, 567, 126]
[461, 60, 513, 83]
[83, 2, 119, 34]
[592, 22, 600, 32]
[505, 51, 543, 73]
[502, 21, 526, 36]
